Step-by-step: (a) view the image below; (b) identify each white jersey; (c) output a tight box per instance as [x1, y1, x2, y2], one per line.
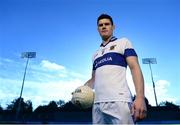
[92, 37, 137, 103]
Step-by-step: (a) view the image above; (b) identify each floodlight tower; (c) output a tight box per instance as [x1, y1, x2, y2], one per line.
[16, 52, 36, 120]
[142, 58, 158, 106]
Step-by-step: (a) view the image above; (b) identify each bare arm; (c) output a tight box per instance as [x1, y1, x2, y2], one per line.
[84, 71, 95, 89]
[127, 56, 144, 98]
[126, 56, 147, 121]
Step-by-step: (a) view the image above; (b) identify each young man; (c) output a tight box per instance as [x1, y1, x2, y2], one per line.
[85, 14, 147, 124]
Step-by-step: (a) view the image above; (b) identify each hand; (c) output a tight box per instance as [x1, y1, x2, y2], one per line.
[131, 97, 147, 121]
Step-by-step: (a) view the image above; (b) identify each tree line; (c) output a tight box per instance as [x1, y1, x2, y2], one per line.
[0, 97, 180, 124]
[0, 97, 92, 123]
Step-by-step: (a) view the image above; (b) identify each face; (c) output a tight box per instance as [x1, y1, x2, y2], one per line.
[97, 18, 115, 40]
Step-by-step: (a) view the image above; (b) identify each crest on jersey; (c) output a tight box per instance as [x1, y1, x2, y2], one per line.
[110, 45, 116, 50]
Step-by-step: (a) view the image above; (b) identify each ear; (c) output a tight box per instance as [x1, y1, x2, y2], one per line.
[97, 26, 100, 32]
[112, 25, 115, 30]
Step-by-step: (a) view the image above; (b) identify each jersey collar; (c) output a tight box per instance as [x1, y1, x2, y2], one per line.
[100, 36, 117, 47]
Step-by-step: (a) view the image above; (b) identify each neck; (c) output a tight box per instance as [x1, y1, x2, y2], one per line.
[102, 36, 113, 45]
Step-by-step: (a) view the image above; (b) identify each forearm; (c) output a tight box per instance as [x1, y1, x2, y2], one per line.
[84, 78, 94, 89]
[131, 66, 145, 98]
[84, 71, 95, 89]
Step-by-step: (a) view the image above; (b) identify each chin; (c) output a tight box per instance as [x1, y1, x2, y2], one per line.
[102, 35, 111, 40]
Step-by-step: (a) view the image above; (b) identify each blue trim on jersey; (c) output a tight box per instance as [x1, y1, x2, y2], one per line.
[124, 48, 137, 58]
[93, 52, 127, 70]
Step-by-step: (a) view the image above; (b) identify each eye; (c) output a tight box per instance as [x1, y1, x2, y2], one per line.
[98, 23, 110, 27]
[98, 24, 103, 27]
[104, 23, 110, 26]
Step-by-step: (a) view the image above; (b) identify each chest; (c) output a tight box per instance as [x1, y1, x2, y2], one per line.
[94, 42, 124, 61]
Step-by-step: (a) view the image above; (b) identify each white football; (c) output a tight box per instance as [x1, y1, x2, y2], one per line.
[71, 85, 94, 109]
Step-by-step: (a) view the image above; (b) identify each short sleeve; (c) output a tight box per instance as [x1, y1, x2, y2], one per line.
[123, 38, 137, 58]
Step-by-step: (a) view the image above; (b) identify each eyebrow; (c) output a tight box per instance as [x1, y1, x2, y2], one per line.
[98, 22, 111, 27]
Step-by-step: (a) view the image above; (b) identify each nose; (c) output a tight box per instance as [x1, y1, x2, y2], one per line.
[102, 24, 107, 29]
[102, 26, 106, 30]
[102, 24, 107, 27]
[102, 25, 106, 29]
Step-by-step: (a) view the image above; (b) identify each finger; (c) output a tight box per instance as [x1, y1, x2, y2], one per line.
[139, 110, 147, 119]
[135, 110, 140, 121]
[142, 110, 147, 118]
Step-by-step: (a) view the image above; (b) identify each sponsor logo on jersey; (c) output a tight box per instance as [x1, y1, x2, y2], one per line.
[94, 57, 112, 69]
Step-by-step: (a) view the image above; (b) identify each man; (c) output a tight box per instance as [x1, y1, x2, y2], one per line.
[85, 14, 147, 124]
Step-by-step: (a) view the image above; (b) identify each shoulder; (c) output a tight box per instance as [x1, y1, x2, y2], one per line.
[116, 37, 131, 44]
[92, 48, 100, 60]
[113, 37, 132, 48]
[116, 37, 135, 49]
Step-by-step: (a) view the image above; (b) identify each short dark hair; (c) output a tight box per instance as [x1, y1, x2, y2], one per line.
[97, 14, 114, 25]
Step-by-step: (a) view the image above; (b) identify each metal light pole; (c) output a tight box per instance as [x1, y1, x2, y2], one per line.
[142, 58, 158, 106]
[16, 52, 36, 120]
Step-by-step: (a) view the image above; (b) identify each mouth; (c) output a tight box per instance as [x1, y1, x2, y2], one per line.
[101, 30, 108, 33]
